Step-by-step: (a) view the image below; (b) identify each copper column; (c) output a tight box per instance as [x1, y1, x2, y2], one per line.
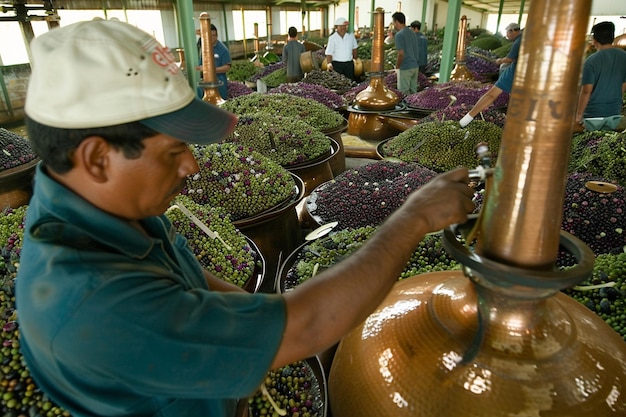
[450, 15, 474, 81]
[199, 13, 225, 105]
[476, 0, 592, 269]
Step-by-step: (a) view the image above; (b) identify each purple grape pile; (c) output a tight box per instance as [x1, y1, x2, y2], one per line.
[418, 104, 507, 128]
[283, 227, 458, 291]
[380, 120, 503, 173]
[166, 196, 260, 288]
[247, 61, 286, 83]
[270, 82, 345, 109]
[307, 161, 437, 228]
[222, 112, 331, 167]
[249, 360, 322, 417]
[560, 172, 625, 263]
[226, 81, 254, 99]
[222, 93, 345, 132]
[182, 143, 297, 221]
[404, 80, 509, 110]
[0, 129, 37, 172]
[300, 69, 355, 91]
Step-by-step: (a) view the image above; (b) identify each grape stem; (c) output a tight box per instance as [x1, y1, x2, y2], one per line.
[170, 202, 232, 250]
[260, 382, 287, 416]
[572, 281, 616, 291]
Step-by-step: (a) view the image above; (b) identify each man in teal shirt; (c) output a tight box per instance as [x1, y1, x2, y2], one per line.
[16, 18, 474, 417]
[392, 12, 420, 94]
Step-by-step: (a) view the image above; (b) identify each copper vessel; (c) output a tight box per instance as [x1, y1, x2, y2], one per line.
[347, 8, 401, 141]
[0, 158, 38, 210]
[323, 121, 348, 176]
[614, 33, 626, 50]
[199, 14, 225, 105]
[329, 0, 626, 416]
[450, 16, 474, 81]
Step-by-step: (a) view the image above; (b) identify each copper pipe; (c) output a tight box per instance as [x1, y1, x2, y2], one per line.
[254, 23, 260, 55]
[476, 0, 592, 269]
[199, 13, 224, 105]
[352, 8, 398, 110]
[450, 15, 473, 81]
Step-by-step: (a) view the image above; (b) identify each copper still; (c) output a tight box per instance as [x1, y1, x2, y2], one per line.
[198, 13, 225, 105]
[328, 0, 626, 416]
[346, 8, 401, 142]
[450, 15, 474, 81]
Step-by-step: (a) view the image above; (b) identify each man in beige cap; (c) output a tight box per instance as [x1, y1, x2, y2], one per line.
[16, 18, 474, 417]
[325, 17, 358, 80]
[497, 22, 521, 72]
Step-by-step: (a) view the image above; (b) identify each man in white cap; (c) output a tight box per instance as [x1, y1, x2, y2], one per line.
[325, 17, 358, 80]
[496, 22, 522, 72]
[16, 18, 474, 417]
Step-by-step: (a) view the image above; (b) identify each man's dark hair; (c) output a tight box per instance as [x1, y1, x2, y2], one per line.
[25, 116, 157, 174]
[210, 24, 217, 32]
[410, 21, 421, 30]
[392, 12, 406, 25]
[592, 21, 615, 45]
[288, 26, 298, 38]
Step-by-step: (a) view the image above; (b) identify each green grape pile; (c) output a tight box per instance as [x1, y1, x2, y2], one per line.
[228, 59, 260, 82]
[283, 227, 458, 291]
[223, 113, 330, 167]
[248, 360, 322, 417]
[569, 130, 626, 187]
[562, 252, 626, 341]
[380, 120, 503, 172]
[166, 196, 259, 288]
[300, 70, 355, 91]
[261, 68, 288, 88]
[0, 206, 27, 256]
[222, 93, 345, 132]
[182, 143, 297, 221]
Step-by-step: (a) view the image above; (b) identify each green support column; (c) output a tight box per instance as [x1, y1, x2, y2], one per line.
[421, 0, 428, 28]
[518, 0, 526, 24]
[370, 0, 375, 34]
[222, 5, 230, 46]
[438, 0, 462, 83]
[348, 0, 356, 33]
[496, 0, 505, 34]
[175, 0, 198, 91]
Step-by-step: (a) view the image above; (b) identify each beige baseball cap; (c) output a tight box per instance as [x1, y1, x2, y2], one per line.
[334, 17, 348, 26]
[25, 18, 237, 144]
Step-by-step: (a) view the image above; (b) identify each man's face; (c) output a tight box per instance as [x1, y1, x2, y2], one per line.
[392, 20, 401, 31]
[211, 30, 218, 46]
[106, 133, 199, 220]
[336, 24, 347, 36]
[506, 28, 520, 41]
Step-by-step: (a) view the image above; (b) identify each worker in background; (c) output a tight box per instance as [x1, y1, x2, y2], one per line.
[17, 19, 475, 417]
[392, 12, 420, 95]
[410, 20, 429, 74]
[575, 21, 626, 131]
[197, 20, 231, 100]
[282, 26, 305, 83]
[496, 23, 522, 72]
[459, 27, 524, 127]
[325, 17, 358, 80]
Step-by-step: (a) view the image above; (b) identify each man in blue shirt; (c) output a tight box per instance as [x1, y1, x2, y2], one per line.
[16, 18, 474, 417]
[392, 12, 420, 94]
[282, 26, 306, 83]
[410, 20, 429, 74]
[197, 23, 231, 99]
[460, 29, 523, 127]
[575, 21, 626, 131]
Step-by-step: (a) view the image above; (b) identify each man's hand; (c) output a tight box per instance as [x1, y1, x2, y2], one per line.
[327, 62, 333, 71]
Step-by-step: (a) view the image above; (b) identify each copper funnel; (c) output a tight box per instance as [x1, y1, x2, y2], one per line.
[199, 13, 225, 105]
[353, 8, 399, 110]
[450, 16, 474, 81]
[475, 0, 592, 268]
[253, 23, 261, 55]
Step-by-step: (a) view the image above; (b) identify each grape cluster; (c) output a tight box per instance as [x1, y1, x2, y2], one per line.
[283, 227, 458, 291]
[418, 104, 507, 128]
[248, 360, 322, 417]
[182, 143, 297, 221]
[222, 93, 345, 132]
[307, 161, 437, 229]
[300, 70, 355, 91]
[562, 252, 626, 341]
[226, 81, 254, 99]
[262, 68, 288, 88]
[270, 83, 345, 110]
[569, 130, 626, 187]
[223, 112, 331, 167]
[0, 129, 38, 172]
[381, 120, 503, 173]
[247, 62, 286, 83]
[560, 172, 625, 261]
[165, 196, 259, 288]
[404, 81, 509, 110]
[228, 60, 260, 82]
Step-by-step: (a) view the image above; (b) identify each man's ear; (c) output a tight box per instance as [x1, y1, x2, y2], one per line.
[74, 136, 111, 183]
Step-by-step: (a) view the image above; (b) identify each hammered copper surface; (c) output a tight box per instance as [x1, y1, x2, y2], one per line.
[450, 15, 474, 82]
[329, 271, 626, 417]
[346, 112, 401, 141]
[475, 0, 592, 268]
[199, 14, 225, 105]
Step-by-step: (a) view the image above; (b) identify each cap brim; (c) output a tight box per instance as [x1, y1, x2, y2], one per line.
[140, 97, 238, 145]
